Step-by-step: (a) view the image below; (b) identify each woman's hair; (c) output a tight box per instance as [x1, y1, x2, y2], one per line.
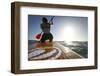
[42, 17, 48, 23]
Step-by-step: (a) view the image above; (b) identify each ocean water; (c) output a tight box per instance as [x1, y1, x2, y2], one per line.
[58, 41, 88, 58]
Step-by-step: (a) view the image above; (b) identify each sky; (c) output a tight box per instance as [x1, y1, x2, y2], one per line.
[28, 15, 88, 41]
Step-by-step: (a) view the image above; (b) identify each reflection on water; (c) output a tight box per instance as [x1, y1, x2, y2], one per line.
[58, 41, 88, 58]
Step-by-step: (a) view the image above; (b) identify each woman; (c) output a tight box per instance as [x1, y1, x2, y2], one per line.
[40, 17, 53, 43]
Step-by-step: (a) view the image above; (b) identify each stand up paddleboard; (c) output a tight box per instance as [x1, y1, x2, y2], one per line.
[28, 41, 83, 61]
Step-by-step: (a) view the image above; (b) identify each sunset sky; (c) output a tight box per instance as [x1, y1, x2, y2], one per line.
[28, 15, 88, 41]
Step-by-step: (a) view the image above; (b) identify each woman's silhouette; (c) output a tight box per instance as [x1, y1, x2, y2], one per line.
[40, 17, 53, 43]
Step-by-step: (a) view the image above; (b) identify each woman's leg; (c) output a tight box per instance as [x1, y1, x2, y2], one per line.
[40, 33, 45, 43]
[40, 33, 53, 43]
[40, 33, 48, 43]
[48, 33, 53, 42]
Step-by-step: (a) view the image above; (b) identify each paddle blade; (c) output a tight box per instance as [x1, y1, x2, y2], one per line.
[35, 33, 42, 39]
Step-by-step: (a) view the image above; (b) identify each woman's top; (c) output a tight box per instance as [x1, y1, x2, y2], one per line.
[41, 23, 51, 34]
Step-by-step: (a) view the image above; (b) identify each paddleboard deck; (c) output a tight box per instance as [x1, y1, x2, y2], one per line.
[28, 42, 83, 61]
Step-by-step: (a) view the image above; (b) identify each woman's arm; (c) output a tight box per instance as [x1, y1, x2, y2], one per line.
[49, 20, 53, 25]
[49, 16, 55, 25]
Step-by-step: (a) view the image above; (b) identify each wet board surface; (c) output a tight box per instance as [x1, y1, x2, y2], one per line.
[28, 42, 83, 61]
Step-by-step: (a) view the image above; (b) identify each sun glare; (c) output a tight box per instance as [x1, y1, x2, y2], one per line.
[62, 26, 75, 41]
